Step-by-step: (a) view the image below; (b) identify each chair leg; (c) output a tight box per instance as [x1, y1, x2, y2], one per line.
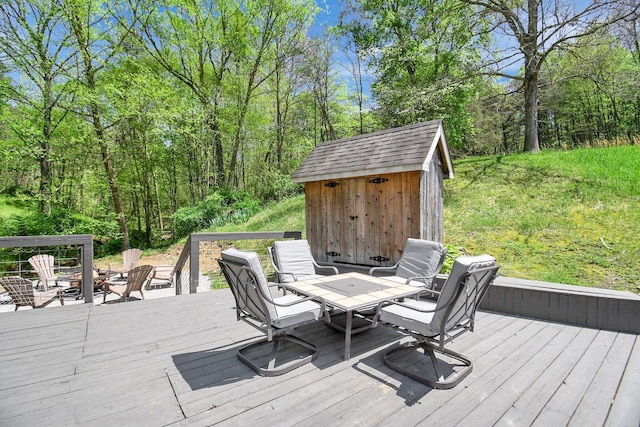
[383, 341, 473, 390]
[237, 335, 318, 377]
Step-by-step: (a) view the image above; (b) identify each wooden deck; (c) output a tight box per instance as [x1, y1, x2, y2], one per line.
[1, 288, 639, 426]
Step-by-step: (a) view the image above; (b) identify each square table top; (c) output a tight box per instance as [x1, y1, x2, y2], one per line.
[283, 272, 420, 311]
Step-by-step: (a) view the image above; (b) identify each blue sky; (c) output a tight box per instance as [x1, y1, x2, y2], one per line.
[309, 1, 376, 105]
[313, 0, 341, 33]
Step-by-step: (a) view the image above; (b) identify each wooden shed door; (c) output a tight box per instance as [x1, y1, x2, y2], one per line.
[306, 173, 418, 266]
[338, 178, 366, 264]
[305, 178, 364, 264]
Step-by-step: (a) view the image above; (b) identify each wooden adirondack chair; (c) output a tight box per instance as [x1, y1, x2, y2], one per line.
[108, 248, 143, 278]
[28, 254, 61, 292]
[103, 264, 153, 303]
[0, 276, 64, 310]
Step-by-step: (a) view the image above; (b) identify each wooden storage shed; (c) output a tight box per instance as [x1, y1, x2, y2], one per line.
[291, 120, 454, 268]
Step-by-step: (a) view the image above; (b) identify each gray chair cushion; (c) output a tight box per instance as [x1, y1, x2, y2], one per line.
[221, 248, 278, 322]
[380, 299, 438, 336]
[272, 240, 316, 282]
[272, 294, 322, 328]
[395, 238, 446, 284]
[221, 248, 322, 329]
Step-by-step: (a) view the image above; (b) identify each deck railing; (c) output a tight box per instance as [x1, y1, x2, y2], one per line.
[0, 232, 303, 304]
[176, 231, 302, 294]
[0, 234, 94, 302]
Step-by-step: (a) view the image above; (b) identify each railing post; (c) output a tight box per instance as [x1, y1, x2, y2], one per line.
[190, 235, 200, 294]
[81, 237, 94, 303]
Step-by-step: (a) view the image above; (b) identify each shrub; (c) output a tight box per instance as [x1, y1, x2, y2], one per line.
[172, 190, 262, 237]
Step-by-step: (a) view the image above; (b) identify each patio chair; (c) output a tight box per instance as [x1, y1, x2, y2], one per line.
[0, 276, 64, 310]
[146, 264, 177, 289]
[103, 264, 153, 303]
[108, 248, 143, 278]
[374, 254, 500, 389]
[368, 238, 447, 289]
[218, 248, 328, 376]
[268, 239, 338, 283]
[28, 254, 63, 292]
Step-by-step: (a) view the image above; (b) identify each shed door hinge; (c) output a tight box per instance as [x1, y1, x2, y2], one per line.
[324, 181, 340, 188]
[368, 177, 388, 184]
[369, 255, 390, 262]
[326, 251, 341, 257]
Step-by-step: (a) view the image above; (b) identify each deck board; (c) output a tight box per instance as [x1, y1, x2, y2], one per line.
[604, 336, 640, 426]
[0, 289, 638, 426]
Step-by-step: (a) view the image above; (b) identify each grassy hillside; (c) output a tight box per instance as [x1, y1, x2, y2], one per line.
[221, 146, 640, 292]
[444, 146, 639, 291]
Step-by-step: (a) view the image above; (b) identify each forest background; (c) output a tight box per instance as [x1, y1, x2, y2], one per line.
[0, 0, 639, 263]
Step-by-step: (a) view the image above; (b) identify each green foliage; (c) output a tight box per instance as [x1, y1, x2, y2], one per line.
[248, 168, 304, 202]
[217, 195, 306, 233]
[442, 244, 464, 274]
[171, 190, 262, 238]
[538, 32, 640, 148]
[0, 205, 120, 257]
[339, 0, 488, 146]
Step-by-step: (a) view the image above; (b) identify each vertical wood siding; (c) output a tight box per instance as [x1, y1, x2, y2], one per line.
[305, 168, 441, 267]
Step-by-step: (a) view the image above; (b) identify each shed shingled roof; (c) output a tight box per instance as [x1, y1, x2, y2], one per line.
[291, 120, 454, 183]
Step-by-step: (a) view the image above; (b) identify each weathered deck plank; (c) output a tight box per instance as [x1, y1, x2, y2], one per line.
[0, 288, 638, 426]
[569, 332, 638, 427]
[604, 336, 640, 427]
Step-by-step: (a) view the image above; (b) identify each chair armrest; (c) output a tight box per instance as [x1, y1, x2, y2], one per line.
[404, 272, 440, 286]
[150, 265, 174, 279]
[107, 263, 126, 275]
[278, 271, 299, 281]
[371, 293, 443, 326]
[368, 264, 399, 276]
[312, 262, 339, 275]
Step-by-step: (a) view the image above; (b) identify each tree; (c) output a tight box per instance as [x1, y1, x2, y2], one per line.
[466, 0, 640, 152]
[224, 0, 315, 187]
[338, 0, 488, 147]
[299, 37, 340, 143]
[538, 30, 640, 146]
[138, 0, 240, 190]
[60, 0, 143, 249]
[0, 0, 75, 213]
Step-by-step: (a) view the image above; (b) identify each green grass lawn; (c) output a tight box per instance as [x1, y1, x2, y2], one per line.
[443, 146, 639, 291]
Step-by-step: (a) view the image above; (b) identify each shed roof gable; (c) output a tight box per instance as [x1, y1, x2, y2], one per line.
[291, 120, 454, 183]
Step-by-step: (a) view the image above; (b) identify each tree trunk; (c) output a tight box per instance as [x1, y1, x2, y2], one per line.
[39, 75, 55, 214]
[523, 0, 541, 153]
[66, 3, 130, 249]
[92, 107, 130, 250]
[523, 69, 540, 152]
